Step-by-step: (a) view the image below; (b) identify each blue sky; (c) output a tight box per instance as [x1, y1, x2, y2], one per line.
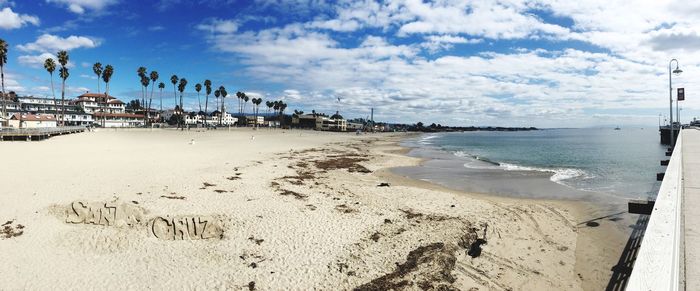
[2, 0, 700, 127]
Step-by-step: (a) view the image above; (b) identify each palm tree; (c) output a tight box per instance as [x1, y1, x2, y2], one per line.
[236, 91, 243, 117]
[101, 65, 114, 127]
[178, 78, 187, 129]
[0, 39, 7, 123]
[170, 75, 178, 110]
[204, 79, 211, 127]
[252, 98, 262, 129]
[149, 71, 159, 124]
[195, 83, 202, 114]
[92, 62, 102, 93]
[279, 101, 287, 128]
[243, 93, 250, 117]
[44, 58, 57, 118]
[57, 50, 69, 126]
[141, 75, 150, 126]
[266, 101, 273, 115]
[214, 89, 220, 125]
[158, 82, 165, 112]
[137, 67, 147, 106]
[218, 86, 227, 125]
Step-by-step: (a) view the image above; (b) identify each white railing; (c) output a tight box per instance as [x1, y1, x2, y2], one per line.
[0, 126, 86, 136]
[627, 130, 684, 291]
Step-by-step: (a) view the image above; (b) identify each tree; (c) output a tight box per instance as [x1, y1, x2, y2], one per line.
[0, 39, 7, 123]
[243, 93, 250, 117]
[137, 66, 147, 107]
[101, 65, 114, 127]
[158, 82, 165, 112]
[266, 101, 273, 115]
[57, 50, 69, 126]
[141, 76, 150, 125]
[252, 98, 262, 128]
[177, 78, 188, 129]
[218, 86, 227, 125]
[44, 58, 57, 119]
[214, 89, 220, 125]
[236, 91, 243, 116]
[203, 79, 211, 127]
[279, 101, 287, 128]
[416, 122, 424, 128]
[149, 71, 159, 125]
[195, 83, 202, 114]
[170, 75, 178, 110]
[92, 62, 102, 93]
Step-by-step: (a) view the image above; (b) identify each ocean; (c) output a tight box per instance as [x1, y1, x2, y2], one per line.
[394, 128, 667, 202]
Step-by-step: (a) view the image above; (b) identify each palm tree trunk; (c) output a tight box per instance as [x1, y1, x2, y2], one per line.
[204, 93, 209, 127]
[197, 92, 202, 113]
[1, 65, 5, 125]
[104, 83, 109, 127]
[97, 78, 100, 94]
[159, 88, 163, 112]
[60, 79, 65, 126]
[50, 73, 57, 119]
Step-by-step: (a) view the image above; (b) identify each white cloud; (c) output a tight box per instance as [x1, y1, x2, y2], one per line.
[0, 7, 40, 30]
[46, 0, 119, 14]
[196, 18, 238, 34]
[148, 25, 165, 31]
[17, 34, 100, 53]
[17, 52, 56, 68]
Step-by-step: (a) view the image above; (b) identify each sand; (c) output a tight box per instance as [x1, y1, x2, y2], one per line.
[0, 128, 630, 290]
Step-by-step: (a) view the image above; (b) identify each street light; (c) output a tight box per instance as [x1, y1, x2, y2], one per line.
[668, 59, 682, 147]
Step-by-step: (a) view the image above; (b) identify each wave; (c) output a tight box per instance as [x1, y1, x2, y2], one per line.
[500, 163, 587, 182]
[453, 150, 588, 183]
[418, 134, 440, 145]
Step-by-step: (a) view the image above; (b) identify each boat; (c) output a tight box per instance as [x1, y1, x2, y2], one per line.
[614, 127, 621, 130]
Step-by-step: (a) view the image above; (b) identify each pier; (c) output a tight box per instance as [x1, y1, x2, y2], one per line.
[627, 128, 700, 290]
[0, 126, 86, 141]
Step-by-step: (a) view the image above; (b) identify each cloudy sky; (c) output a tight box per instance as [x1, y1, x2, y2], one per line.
[1, 0, 700, 127]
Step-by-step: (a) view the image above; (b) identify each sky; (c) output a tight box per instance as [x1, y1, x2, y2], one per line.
[1, 0, 700, 127]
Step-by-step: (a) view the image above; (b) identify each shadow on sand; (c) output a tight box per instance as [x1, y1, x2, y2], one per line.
[605, 214, 650, 291]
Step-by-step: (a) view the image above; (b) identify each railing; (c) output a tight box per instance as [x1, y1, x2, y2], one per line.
[0, 126, 86, 136]
[627, 130, 684, 290]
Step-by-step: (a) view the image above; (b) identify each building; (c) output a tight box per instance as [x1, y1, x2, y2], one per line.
[291, 111, 347, 131]
[246, 116, 265, 126]
[8, 113, 57, 128]
[3, 95, 93, 126]
[75, 93, 143, 127]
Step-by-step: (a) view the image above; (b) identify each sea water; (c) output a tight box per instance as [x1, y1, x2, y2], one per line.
[397, 128, 667, 201]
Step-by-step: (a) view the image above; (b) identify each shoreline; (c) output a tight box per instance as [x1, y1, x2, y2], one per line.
[376, 133, 636, 291]
[0, 129, 635, 290]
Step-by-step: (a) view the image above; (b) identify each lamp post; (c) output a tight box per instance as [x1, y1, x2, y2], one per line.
[668, 59, 682, 147]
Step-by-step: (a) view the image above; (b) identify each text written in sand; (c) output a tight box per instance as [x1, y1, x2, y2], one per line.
[66, 201, 144, 226]
[151, 216, 224, 240]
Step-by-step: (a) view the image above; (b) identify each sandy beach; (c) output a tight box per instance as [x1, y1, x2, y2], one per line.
[0, 129, 632, 290]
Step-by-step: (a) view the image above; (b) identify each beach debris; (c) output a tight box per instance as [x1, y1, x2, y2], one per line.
[1, 220, 24, 239]
[226, 176, 240, 180]
[161, 195, 186, 200]
[203, 182, 216, 187]
[353, 243, 458, 291]
[370, 232, 382, 242]
[459, 224, 488, 258]
[278, 189, 307, 200]
[306, 204, 317, 211]
[213, 189, 228, 193]
[335, 204, 358, 214]
[377, 182, 390, 187]
[313, 156, 371, 173]
[248, 236, 265, 245]
[384, 219, 392, 224]
[247, 281, 256, 291]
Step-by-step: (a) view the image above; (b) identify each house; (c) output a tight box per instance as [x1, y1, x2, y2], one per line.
[246, 116, 265, 126]
[8, 113, 57, 128]
[75, 92, 143, 127]
[291, 111, 347, 131]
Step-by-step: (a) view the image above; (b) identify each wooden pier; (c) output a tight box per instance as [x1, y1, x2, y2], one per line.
[0, 126, 86, 141]
[627, 127, 700, 290]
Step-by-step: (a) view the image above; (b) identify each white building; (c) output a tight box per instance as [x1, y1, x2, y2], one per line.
[8, 113, 57, 128]
[75, 93, 143, 127]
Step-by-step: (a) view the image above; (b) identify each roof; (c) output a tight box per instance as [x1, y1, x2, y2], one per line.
[78, 92, 117, 99]
[330, 111, 344, 120]
[93, 112, 144, 118]
[10, 113, 56, 121]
